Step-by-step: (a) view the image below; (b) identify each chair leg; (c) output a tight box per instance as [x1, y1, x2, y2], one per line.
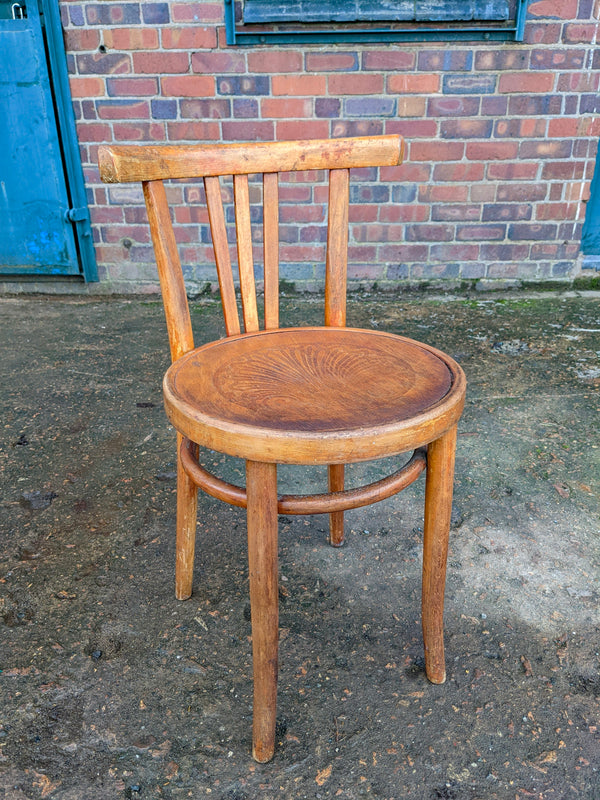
[422, 425, 457, 685]
[175, 434, 198, 601]
[328, 464, 345, 546]
[246, 460, 279, 763]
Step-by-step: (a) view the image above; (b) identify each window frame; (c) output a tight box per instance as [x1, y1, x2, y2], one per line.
[224, 0, 529, 46]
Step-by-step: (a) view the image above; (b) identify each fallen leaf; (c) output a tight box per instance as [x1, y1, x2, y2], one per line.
[553, 483, 570, 498]
[315, 764, 333, 786]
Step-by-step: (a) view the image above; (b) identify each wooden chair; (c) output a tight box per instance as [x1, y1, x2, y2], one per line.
[98, 135, 466, 762]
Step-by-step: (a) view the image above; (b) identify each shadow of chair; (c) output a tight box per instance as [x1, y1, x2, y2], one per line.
[98, 134, 466, 762]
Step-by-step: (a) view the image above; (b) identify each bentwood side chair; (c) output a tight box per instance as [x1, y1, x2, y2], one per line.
[98, 135, 466, 762]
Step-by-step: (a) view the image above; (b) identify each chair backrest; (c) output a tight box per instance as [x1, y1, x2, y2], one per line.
[98, 135, 404, 363]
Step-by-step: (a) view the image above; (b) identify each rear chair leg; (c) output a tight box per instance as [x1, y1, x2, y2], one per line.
[328, 464, 345, 546]
[422, 425, 457, 685]
[175, 435, 198, 601]
[246, 460, 279, 763]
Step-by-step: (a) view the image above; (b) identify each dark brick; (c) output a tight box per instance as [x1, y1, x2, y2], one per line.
[315, 98, 341, 118]
[519, 140, 572, 159]
[418, 50, 473, 71]
[69, 5, 85, 25]
[85, 3, 141, 25]
[483, 204, 532, 221]
[180, 99, 231, 119]
[427, 96, 480, 117]
[530, 48, 585, 69]
[217, 76, 270, 96]
[508, 95, 562, 116]
[564, 95, 578, 114]
[142, 3, 169, 23]
[456, 224, 506, 241]
[233, 98, 259, 118]
[391, 185, 417, 203]
[345, 97, 396, 117]
[387, 264, 410, 279]
[481, 96, 508, 116]
[151, 99, 178, 120]
[331, 120, 384, 137]
[441, 120, 492, 139]
[580, 94, 600, 114]
[480, 243, 530, 260]
[442, 74, 496, 94]
[77, 52, 131, 75]
[432, 205, 481, 222]
[405, 224, 454, 242]
[350, 185, 389, 204]
[508, 223, 558, 241]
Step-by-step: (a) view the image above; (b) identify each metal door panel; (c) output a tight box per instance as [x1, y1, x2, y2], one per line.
[0, 0, 80, 275]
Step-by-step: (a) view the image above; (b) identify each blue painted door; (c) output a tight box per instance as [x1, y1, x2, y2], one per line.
[0, 0, 80, 275]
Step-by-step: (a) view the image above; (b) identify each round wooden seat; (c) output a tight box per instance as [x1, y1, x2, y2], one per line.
[163, 326, 466, 464]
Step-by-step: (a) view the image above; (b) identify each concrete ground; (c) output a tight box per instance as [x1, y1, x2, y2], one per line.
[0, 291, 598, 800]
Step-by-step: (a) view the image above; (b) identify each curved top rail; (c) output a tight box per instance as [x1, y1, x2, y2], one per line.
[98, 134, 404, 183]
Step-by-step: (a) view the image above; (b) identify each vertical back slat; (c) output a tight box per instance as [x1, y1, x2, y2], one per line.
[204, 175, 241, 337]
[324, 168, 350, 327]
[143, 180, 194, 362]
[234, 174, 260, 333]
[263, 172, 279, 330]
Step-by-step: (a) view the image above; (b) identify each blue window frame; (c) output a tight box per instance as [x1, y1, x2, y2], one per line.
[225, 0, 529, 45]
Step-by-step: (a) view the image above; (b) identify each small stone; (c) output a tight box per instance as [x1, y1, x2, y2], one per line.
[20, 491, 57, 511]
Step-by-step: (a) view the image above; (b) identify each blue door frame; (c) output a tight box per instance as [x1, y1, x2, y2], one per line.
[582, 145, 600, 260]
[0, 0, 97, 280]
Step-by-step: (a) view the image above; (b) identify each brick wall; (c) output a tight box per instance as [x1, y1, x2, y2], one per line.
[62, 0, 600, 293]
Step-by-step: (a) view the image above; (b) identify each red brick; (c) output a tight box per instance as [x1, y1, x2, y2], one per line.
[347, 245, 378, 262]
[362, 51, 415, 70]
[389, 164, 431, 183]
[247, 51, 303, 73]
[276, 120, 330, 140]
[113, 122, 166, 141]
[171, 3, 223, 22]
[494, 118, 547, 138]
[104, 28, 159, 50]
[280, 244, 325, 262]
[161, 76, 215, 97]
[470, 185, 495, 202]
[409, 141, 464, 162]
[466, 142, 519, 160]
[328, 74, 384, 95]
[421, 185, 469, 202]
[379, 205, 429, 223]
[306, 52, 359, 72]
[348, 206, 379, 223]
[69, 77, 106, 97]
[331, 120, 385, 137]
[97, 100, 150, 120]
[133, 52, 189, 74]
[496, 184, 547, 202]
[107, 77, 158, 96]
[427, 96, 480, 117]
[388, 120, 438, 138]
[396, 97, 427, 117]
[260, 98, 313, 118]
[221, 121, 275, 141]
[547, 117, 580, 137]
[541, 161, 585, 180]
[192, 51, 246, 73]
[272, 75, 326, 96]
[175, 206, 209, 224]
[475, 50, 529, 70]
[380, 244, 429, 262]
[523, 22, 562, 43]
[498, 72, 555, 93]
[433, 163, 485, 182]
[76, 122, 112, 142]
[167, 121, 220, 140]
[530, 48, 585, 69]
[535, 203, 579, 220]
[487, 163, 539, 180]
[431, 204, 481, 221]
[519, 140, 572, 158]
[562, 23, 597, 42]
[527, 0, 577, 18]
[163, 27, 217, 49]
[557, 72, 599, 92]
[388, 74, 440, 94]
[64, 28, 101, 50]
[430, 244, 480, 261]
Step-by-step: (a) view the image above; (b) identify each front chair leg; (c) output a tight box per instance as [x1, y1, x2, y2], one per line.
[175, 434, 198, 601]
[246, 460, 279, 763]
[328, 464, 345, 546]
[422, 425, 458, 685]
